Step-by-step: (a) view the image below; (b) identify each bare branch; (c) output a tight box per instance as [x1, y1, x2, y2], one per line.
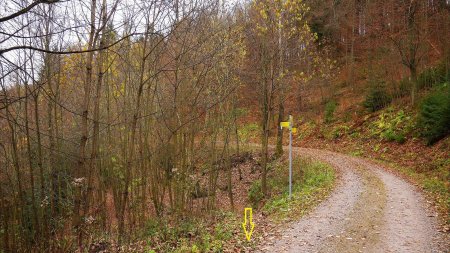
[0, 0, 61, 23]
[0, 32, 156, 55]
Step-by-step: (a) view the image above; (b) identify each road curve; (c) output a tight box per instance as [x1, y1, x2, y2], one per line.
[258, 148, 448, 253]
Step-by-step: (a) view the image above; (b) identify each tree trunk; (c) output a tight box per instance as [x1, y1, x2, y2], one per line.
[261, 85, 270, 196]
[275, 3, 284, 158]
[275, 101, 284, 157]
[410, 65, 417, 105]
[24, 83, 39, 242]
[75, 0, 97, 250]
[118, 25, 149, 243]
[33, 92, 47, 247]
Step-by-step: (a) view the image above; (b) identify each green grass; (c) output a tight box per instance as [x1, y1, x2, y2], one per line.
[143, 211, 239, 253]
[369, 107, 416, 143]
[259, 157, 335, 222]
[324, 100, 337, 123]
[142, 155, 336, 252]
[238, 123, 259, 143]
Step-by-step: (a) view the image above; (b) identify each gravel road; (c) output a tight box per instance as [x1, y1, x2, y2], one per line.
[258, 148, 449, 253]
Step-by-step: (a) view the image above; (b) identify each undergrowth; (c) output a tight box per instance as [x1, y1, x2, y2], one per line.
[238, 123, 259, 143]
[324, 100, 337, 123]
[369, 107, 416, 143]
[363, 83, 392, 112]
[418, 83, 450, 145]
[143, 211, 238, 253]
[250, 158, 335, 222]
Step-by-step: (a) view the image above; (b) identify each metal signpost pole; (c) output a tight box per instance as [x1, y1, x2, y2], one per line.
[289, 121, 292, 199]
[280, 116, 296, 200]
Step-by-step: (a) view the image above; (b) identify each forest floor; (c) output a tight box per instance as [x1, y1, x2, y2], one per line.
[93, 140, 448, 252]
[257, 147, 450, 253]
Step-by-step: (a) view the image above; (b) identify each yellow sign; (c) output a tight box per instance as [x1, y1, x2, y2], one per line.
[280, 121, 290, 128]
[292, 128, 297, 133]
[242, 208, 255, 241]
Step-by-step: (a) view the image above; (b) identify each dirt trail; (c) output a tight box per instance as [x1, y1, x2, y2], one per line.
[258, 148, 448, 253]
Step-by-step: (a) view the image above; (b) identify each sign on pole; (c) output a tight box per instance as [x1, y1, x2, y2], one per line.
[280, 115, 296, 199]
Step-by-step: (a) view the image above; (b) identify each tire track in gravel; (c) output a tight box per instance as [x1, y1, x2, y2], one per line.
[258, 148, 447, 253]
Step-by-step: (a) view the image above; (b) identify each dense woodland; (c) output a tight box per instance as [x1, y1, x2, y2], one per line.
[0, 0, 449, 252]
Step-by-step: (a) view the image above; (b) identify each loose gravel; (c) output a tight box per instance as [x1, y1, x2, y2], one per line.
[258, 148, 448, 253]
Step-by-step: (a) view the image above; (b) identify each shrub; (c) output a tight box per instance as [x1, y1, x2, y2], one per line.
[417, 63, 449, 90]
[144, 218, 162, 237]
[417, 68, 439, 89]
[324, 100, 337, 123]
[383, 129, 406, 144]
[418, 83, 450, 145]
[214, 222, 232, 241]
[248, 180, 264, 208]
[363, 84, 391, 112]
[333, 125, 349, 139]
[238, 123, 259, 142]
[370, 108, 414, 143]
[393, 79, 411, 98]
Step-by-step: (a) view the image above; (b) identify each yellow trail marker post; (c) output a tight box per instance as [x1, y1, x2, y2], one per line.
[280, 121, 290, 128]
[280, 115, 297, 199]
[242, 208, 255, 242]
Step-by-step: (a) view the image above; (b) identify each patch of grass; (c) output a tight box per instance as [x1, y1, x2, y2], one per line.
[383, 129, 406, 144]
[143, 212, 239, 253]
[331, 125, 350, 139]
[350, 149, 364, 157]
[369, 108, 415, 143]
[423, 178, 447, 194]
[257, 158, 335, 222]
[298, 121, 316, 140]
[324, 100, 337, 123]
[238, 123, 259, 143]
[249, 180, 264, 209]
[322, 124, 350, 140]
[214, 216, 234, 242]
[349, 131, 361, 139]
